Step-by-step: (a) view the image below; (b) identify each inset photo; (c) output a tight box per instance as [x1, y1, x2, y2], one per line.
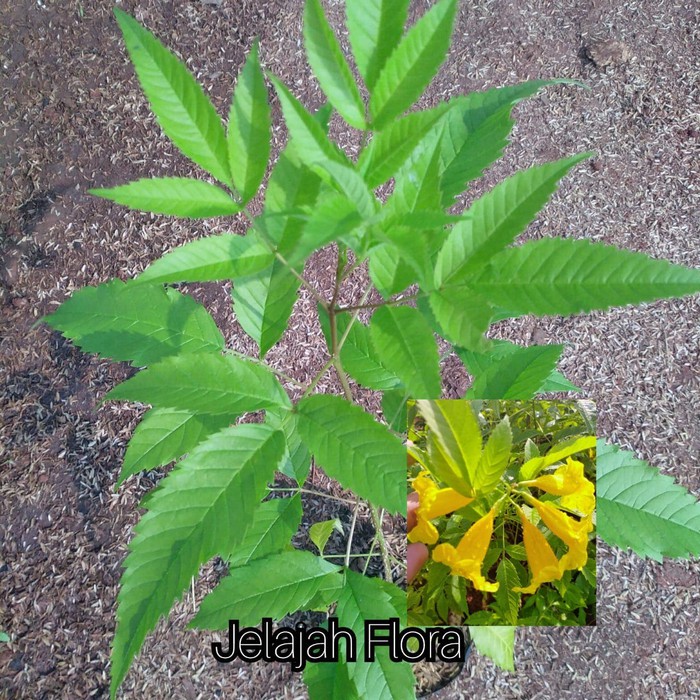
[406, 399, 596, 627]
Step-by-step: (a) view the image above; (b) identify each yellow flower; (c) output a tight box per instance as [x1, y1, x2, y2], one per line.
[512, 507, 562, 594]
[523, 458, 595, 516]
[408, 471, 473, 545]
[531, 498, 593, 572]
[432, 507, 499, 592]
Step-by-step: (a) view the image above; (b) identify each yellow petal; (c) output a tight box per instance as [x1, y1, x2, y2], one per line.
[532, 499, 592, 572]
[512, 508, 562, 594]
[526, 459, 595, 516]
[408, 517, 439, 545]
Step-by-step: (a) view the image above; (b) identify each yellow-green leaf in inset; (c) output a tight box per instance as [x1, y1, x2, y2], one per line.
[296, 394, 406, 514]
[113, 9, 232, 187]
[473, 415, 512, 495]
[518, 435, 596, 481]
[469, 626, 515, 671]
[110, 423, 285, 697]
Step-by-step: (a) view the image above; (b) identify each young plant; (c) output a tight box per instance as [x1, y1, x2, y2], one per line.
[43, 0, 700, 697]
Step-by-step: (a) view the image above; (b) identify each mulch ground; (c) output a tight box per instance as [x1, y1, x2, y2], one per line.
[1, 0, 699, 698]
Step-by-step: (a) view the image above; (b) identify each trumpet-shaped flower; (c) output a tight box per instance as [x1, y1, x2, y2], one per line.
[512, 507, 562, 594]
[531, 498, 593, 572]
[522, 458, 595, 516]
[408, 471, 473, 545]
[432, 507, 499, 592]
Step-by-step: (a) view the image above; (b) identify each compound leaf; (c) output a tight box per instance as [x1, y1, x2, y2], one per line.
[467, 239, 700, 316]
[44, 280, 223, 366]
[429, 288, 493, 351]
[228, 41, 271, 203]
[469, 626, 515, 671]
[113, 9, 232, 187]
[105, 352, 291, 414]
[296, 394, 406, 514]
[369, 0, 458, 130]
[346, 0, 410, 93]
[191, 550, 343, 629]
[336, 571, 415, 700]
[111, 424, 285, 695]
[597, 440, 700, 560]
[435, 154, 591, 287]
[368, 245, 417, 298]
[119, 408, 231, 486]
[137, 233, 273, 284]
[90, 177, 240, 218]
[304, 0, 366, 129]
[369, 306, 441, 399]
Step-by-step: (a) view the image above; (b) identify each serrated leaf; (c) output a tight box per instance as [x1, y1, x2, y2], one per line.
[312, 161, 379, 220]
[382, 389, 408, 433]
[469, 626, 515, 671]
[597, 440, 700, 561]
[90, 177, 240, 218]
[429, 288, 493, 351]
[358, 104, 449, 187]
[225, 496, 303, 567]
[465, 345, 564, 400]
[309, 518, 343, 555]
[369, 306, 441, 398]
[296, 394, 406, 514]
[110, 424, 284, 695]
[304, 0, 366, 129]
[305, 658, 360, 700]
[336, 571, 415, 700]
[266, 409, 312, 484]
[191, 550, 342, 629]
[232, 262, 301, 358]
[518, 436, 596, 481]
[369, 0, 458, 130]
[113, 9, 232, 187]
[368, 244, 417, 298]
[494, 559, 520, 625]
[118, 408, 231, 486]
[269, 74, 349, 166]
[105, 352, 291, 414]
[346, 0, 410, 92]
[467, 239, 700, 316]
[44, 280, 223, 366]
[435, 154, 591, 287]
[474, 415, 512, 494]
[137, 232, 273, 285]
[228, 41, 271, 203]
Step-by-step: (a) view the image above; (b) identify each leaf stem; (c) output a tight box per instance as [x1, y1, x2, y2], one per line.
[344, 500, 361, 568]
[370, 507, 393, 582]
[335, 292, 419, 314]
[266, 486, 357, 506]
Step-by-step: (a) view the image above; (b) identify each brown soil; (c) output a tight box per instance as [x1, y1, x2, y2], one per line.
[1, 1, 699, 699]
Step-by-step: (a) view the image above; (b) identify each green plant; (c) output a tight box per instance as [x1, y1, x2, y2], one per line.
[43, 0, 700, 697]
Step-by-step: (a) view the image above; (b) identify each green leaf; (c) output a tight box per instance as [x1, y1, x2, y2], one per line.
[518, 436, 596, 481]
[346, 0, 410, 92]
[269, 74, 349, 166]
[369, 306, 441, 398]
[428, 288, 493, 351]
[118, 408, 231, 486]
[226, 496, 303, 567]
[0, 632, 8, 643]
[494, 558, 520, 625]
[465, 345, 564, 400]
[105, 352, 291, 414]
[435, 154, 591, 287]
[305, 658, 360, 700]
[336, 571, 415, 700]
[90, 178, 240, 218]
[537, 371, 581, 393]
[309, 518, 343, 555]
[136, 232, 273, 285]
[382, 389, 408, 433]
[358, 104, 449, 187]
[369, 0, 458, 130]
[415, 399, 481, 494]
[113, 9, 232, 187]
[467, 239, 700, 316]
[438, 80, 583, 205]
[296, 394, 406, 514]
[266, 409, 312, 484]
[368, 244, 417, 298]
[44, 280, 224, 366]
[191, 550, 342, 629]
[474, 415, 512, 494]
[228, 41, 271, 203]
[469, 626, 515, 671]
[304, 0, 366, 129]
[597, 440, 700, 561]
[232, 262, 301, 358]
[110, 424, 285, 695]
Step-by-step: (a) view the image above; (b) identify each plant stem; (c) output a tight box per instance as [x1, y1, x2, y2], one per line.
[266, 486, 357, 506]
[335, 292, 419, 314]
[370, 507, 393, 583]
[344, 501, 361, 568]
